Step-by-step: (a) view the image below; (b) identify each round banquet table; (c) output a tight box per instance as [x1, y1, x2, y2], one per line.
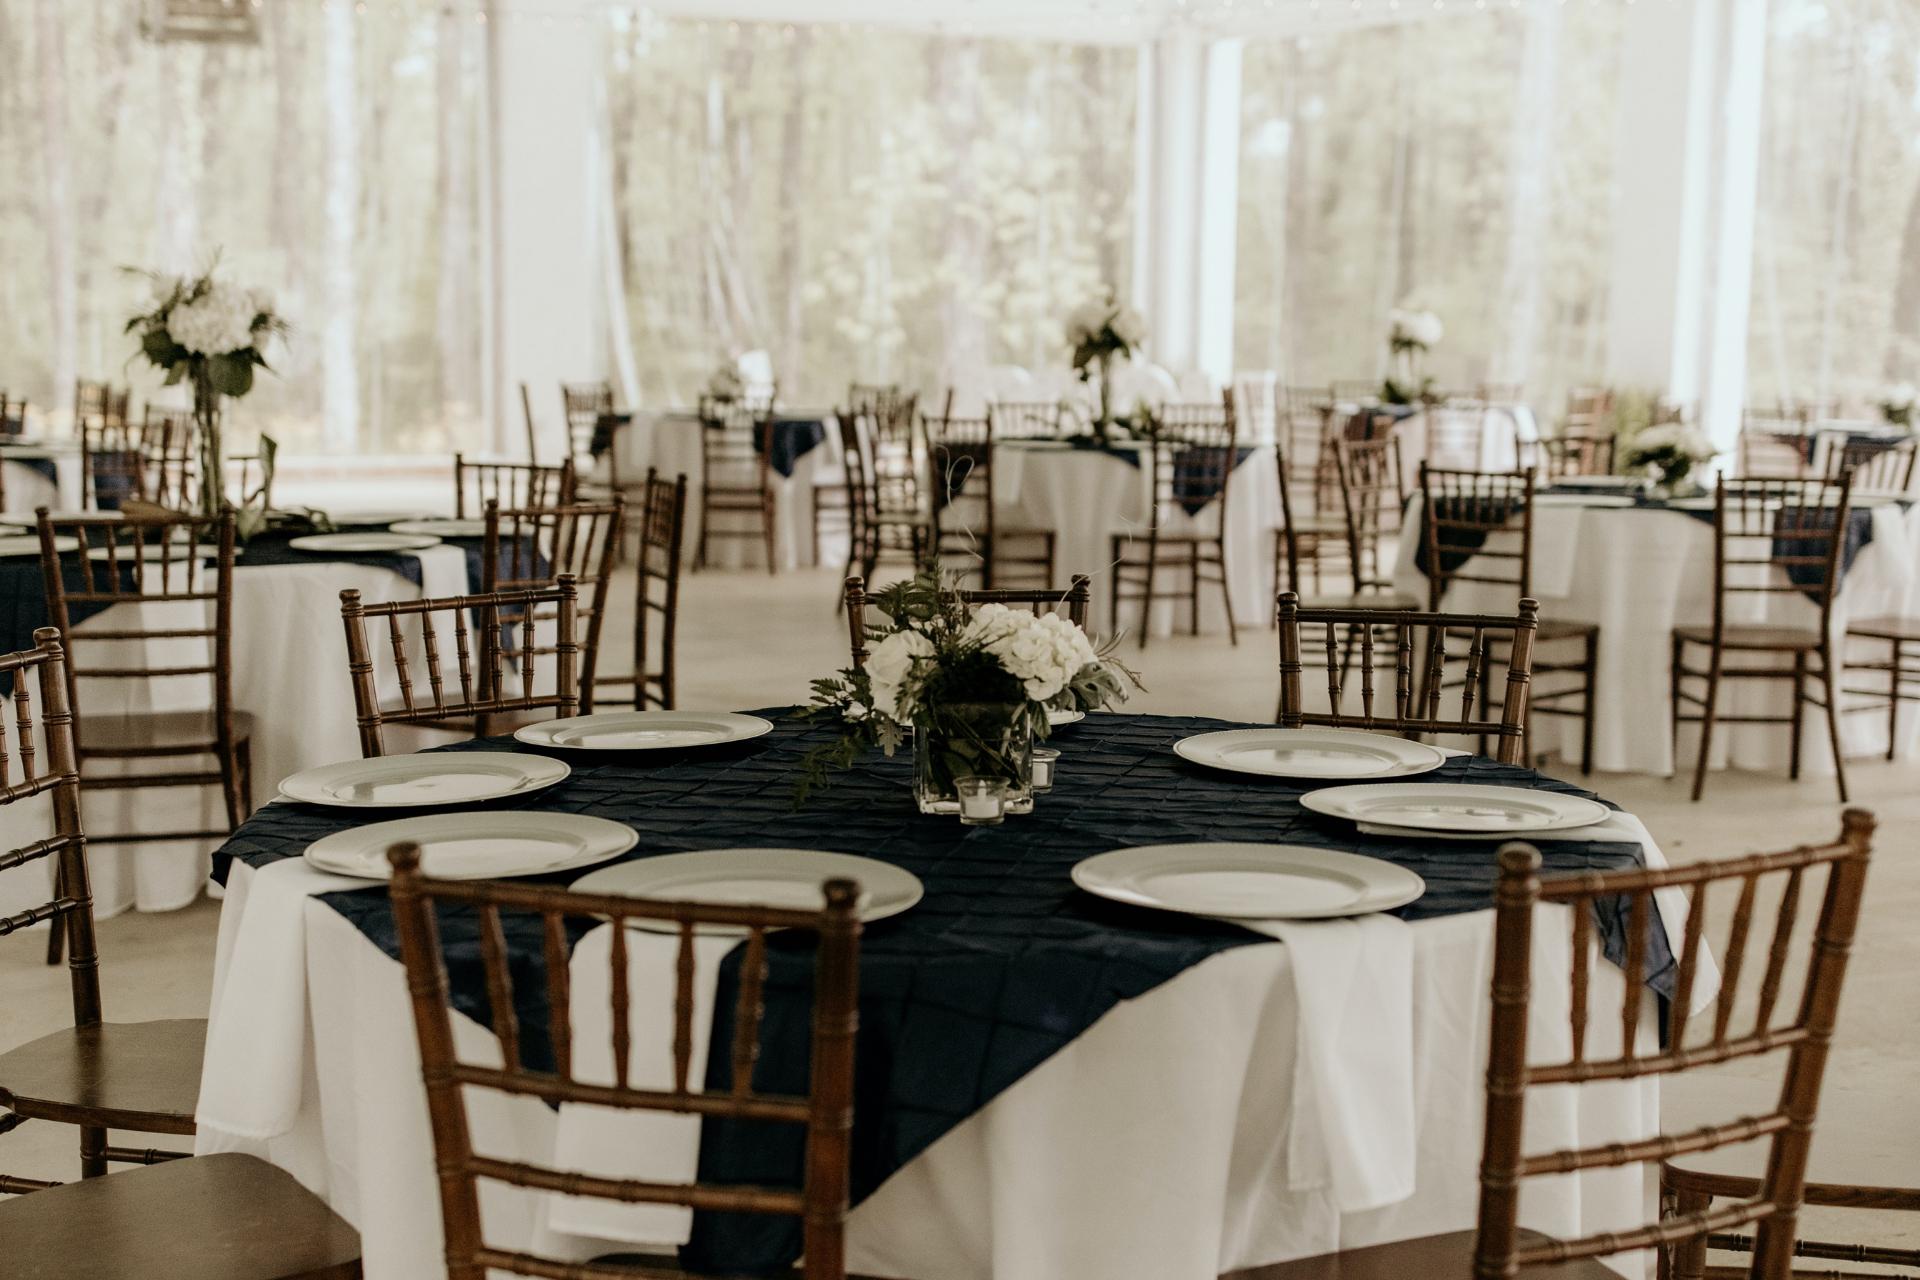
[0, 532, 479, 920]
[0, 442, 84, 514]
[1388, 404, 1537, 475]
[1393, 491, 1920, 775]
[991, 440, 1284, 637]
[195, 711, 1705, 1280]
[601, 410, 844, 571]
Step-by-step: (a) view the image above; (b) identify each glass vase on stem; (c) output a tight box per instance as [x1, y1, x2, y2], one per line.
[913, 701, 1034, 817]
[191, 364, 225, 519]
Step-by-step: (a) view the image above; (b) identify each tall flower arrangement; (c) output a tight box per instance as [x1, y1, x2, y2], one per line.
[1067, 292, 1147, 442]
[126, 263, 286, 518]
[1622, 422, 1717, 497]
[1879, 382, 1915, 429]
[1383, 306, 1443, 406]
[799, 574, 1139, 810]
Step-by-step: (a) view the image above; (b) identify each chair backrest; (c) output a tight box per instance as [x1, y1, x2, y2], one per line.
[80, 417, 148, 510]
[848, 384, 917, 446]
[1231, 371, 1280, 441]
[454, 455, 576, 520]
[37, 511, 238, 753]
[1738, 419, 1813, 479]
[1144, 397, 1238, 536]
[699, 397, 774, 491]
[1473, 811, 1874, 1278]
[1332, 436, 1405, 591]
[139, 406, 202, 511]
[1419, 464, 1537, 609]
[74, 380, 129, 430]
[0, 391, 30, 437]
[1537, 432, 1615, 480]
[483, 501, 623, 708]
[842, 574, 1091, 669]
[560, 381, 615, 462]
[1825, 436, 1916, 493]
[631, 469, 687, 709]
[1276, 589, 1539, 764]
[1710, 475, 1853, 638]
[990, 401, 1066, 440]
[517, 383, 538, 463]
[338, 577, 580, 757]
[386, 844, 862, 1280]
[925, 395, 995, 547]
[0, 632, 93, 1025]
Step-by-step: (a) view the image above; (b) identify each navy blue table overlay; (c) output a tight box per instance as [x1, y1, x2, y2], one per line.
[218, 711, 1672, 1276]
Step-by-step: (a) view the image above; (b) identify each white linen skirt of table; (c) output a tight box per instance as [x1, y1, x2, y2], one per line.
[1392, 497, 1920, 775]
[194, 814, 1706, 1280]
[991, 443, 1284, 636]
[610, 412, 842, 571]
[1390, 406, 1535, 476]
[0, 545, 473, 920]
[1, 447, 84, 514]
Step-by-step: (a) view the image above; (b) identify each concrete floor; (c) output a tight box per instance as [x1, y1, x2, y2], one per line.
[3, 562, 1915, 1262]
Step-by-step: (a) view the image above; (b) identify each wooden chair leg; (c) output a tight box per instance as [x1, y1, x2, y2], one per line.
[1788, 651, 1807, 780]
[1669, 633, 1683, 758]
[1690, 644, 1723, 803]
[1216, 542, 1238, 647]
[1670, 1186, 1712, 1280]
[1579, 630, 1598, 775]
[44, 864, 64, 966]
[761, 497, 776, 576]
[79, 1125, 107, 1179]
[1889, 637, 1903, 762]
[1818, 642, 1849, 803]
[1138, 547, 1157, 652]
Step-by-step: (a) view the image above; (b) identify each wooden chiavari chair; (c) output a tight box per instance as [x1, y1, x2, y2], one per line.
[1671, 475, 1854, 803]
[1320, 436, 1416, 605]
[72, 380, 129, 431]
[849, 383, 917, 450]
[0, 391, 28, 437]
[0, 629, 201, 1184]
[80, 416, 147, 510]
[140, 405, 201, 511]
[1229, 810, 1875, 1280]
[696, 396, 778, 573]
[1109, 397, 1240, 649]
[386, 842, 862, 1280]
[453, 454, 576, 520]
[843, 573, 1090, 669]
[839, 412, 928, 589]
[1824, 435, 1916, 493]
[1232, 371, 1280, 444]
[482, 500, 622, 713]
[924, 392, 1055, 589]
[989, 401, 1068, 440]
[1276, 590, 1539, 763]
[1738, 411, 1814, 479]
[37, 511, 254, 845]
[560, 381, 623, 506]
[1420, 465, 1600, 772]
[595, 469, 686, 710]
[338, 577, 580, 758]
[1272, 443, 1351, 604]
[1535, 432, 1617, 480]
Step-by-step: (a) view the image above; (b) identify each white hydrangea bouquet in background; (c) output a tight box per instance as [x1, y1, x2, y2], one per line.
[126, 260, 287, 518]
[1067, 291, 1148, 441]
[797, 573, 1140, 811]
[1880, 381, 1915, 429]
[1383, 305, 1445, 406]
[705, 363, 745, 404]
[1623, 422, 1718, 497]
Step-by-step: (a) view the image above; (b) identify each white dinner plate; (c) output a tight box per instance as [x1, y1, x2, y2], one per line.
[1300, 783, 1609, 834]
[1534, 493, 1638, 508]
[1174, 727, 1447, 781]
[1047, 709, 1085, 728]
[570, 848, 923, 935]
[279, 752, 571, 809]
[0, 534, 75, 557]
[515, 710, 773, 752]
[329, 509, 437, 527]
[389, 519, 489, 538]
[1072, 843, 1425, 920]
[288, 531, 444, 553]
[304, 811, 636, 880]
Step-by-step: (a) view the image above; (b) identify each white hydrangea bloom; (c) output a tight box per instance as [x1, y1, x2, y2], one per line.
[168, 284, 261, 355]
[1110, 305, 1147, 347]
[1411, 310, 1444, 347]
[1884, 382, 1916, 411]
[964, 603, 1097, 703]
[866, 629, 934, 721]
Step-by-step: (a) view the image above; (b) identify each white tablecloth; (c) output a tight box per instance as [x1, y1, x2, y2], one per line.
[608, 412, 843, 571]
[0, 545, 472, 919]
[992, 441, 1284, 637]
[195, 812, 1704, 1280]
[1393, 496, 1920, 775]
[1390, 405, 1537, 476]
[1, 444, 84, 514]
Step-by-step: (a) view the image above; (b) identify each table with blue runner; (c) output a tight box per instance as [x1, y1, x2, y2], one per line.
[217, 710, 1673, 1275]
[997, 437, 1259, 516]
[0, 452, 59, 488]
[1410, 487, 1891, 602]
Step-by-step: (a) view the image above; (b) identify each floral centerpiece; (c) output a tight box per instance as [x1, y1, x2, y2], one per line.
[1879, 381, 1915, 429]
[1382, 306, 1444, 406]
[126, 262, 286, 519]
[1067, 292, 1148, 443]
[798, 574, 1140, 813]
[706, 363, 745, 404]
[1622, 422, 1717, 498]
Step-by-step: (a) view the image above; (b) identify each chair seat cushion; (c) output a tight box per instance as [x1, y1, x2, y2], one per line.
[1219, 1228, 1619, 1280]
[0, 1153, 361, 1280]
[0, 1019, 204, 1133]
[1847, 615, 1920, 642]
[1673, 624, 1823, 651]
[77, 709, 254, 755]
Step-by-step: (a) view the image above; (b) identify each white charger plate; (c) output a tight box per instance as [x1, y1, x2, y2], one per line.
[1534, 493, 1638, 508]
[329, 509, 437, 527]
[515, 710, 773, 752]
[305, 811, 636, 880]
[1072, 843, 1425, 920]
[1300, 782, 1608, 834]
[0, 534, 76, 557]
[389, 519, 488, 538]
[289, 531, 444, 553]
[280, 752, 570, 809]
[1174, 727, 1446, 781]
[571, 848, 923, 935]
[1047, 709, 1085, 728]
